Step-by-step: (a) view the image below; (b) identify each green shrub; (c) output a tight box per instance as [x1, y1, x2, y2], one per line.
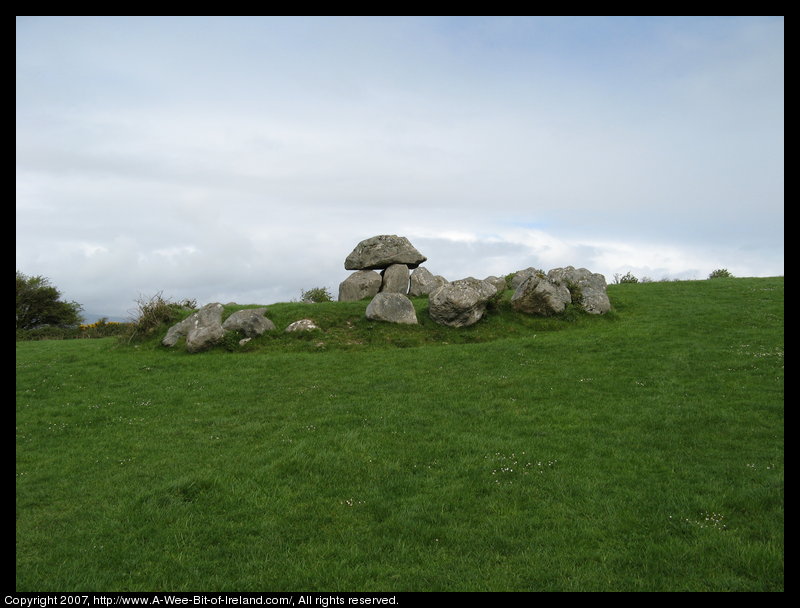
[301, 287, 333, 303]
[564, 281, 585, 306]
[221, 330, 246, 352]
[614, 272, 639, 284]
[16, 325, 80, 340]
[708, 268, 733, 279]
[127, 293, 196, 341]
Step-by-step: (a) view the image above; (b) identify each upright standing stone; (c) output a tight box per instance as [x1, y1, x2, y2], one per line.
[409, 267, 448, 297]
[338, 270, 382, 301]
[380, 263, 410, 294]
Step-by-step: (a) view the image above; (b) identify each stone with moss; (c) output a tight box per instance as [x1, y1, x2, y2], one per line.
[428, 278, 497, 327]
[511, 276, 571, 316]
[162, 302, 226, 352]
[547, 266, 611, 314]
[344, 235, 427, 270]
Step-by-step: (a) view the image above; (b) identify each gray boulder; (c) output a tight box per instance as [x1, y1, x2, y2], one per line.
[162, 302, 226, 353]
[338, 270, 382, 301]
[428, 278, 498, 327]
[186, 324, 227, 353]
[162, 319, 191, 348]
[510, 267, 545, 290]
[409, 267, 448, 297]
[222, 308, 276, 337]
[380, 263, 410, 294]
[365, 292, 418, 324]
[484, 275, 508, 294]
[547, 266, 611, 314]
[511, 275, 571, 316]
[285, 319, 320, 332]
[344, 235, 427, 270]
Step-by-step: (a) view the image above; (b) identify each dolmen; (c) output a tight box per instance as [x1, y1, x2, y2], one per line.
[337, 235, 423, 324]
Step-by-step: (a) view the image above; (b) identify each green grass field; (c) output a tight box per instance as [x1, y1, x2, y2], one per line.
[15, 277, 784, 591]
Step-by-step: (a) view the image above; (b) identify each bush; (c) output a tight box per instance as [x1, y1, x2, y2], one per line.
[564, 281, 585, 307]
[708, 268, 733, 279]
[301, 287, 333, 303]
[128, 293, 196, 340]
[221, 330, 245, 352]
[16, 326, 80, 341]
[614, 272, 639, 284]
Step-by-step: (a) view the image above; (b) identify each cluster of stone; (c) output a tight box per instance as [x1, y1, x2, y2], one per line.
[338, 235, 428, 302]
[162, 235, 612, 351]
[509, 266, 611, 316]
[340, 234, 509, 328]
[338, 235, 427, 325]
[162, 304, 318, 353]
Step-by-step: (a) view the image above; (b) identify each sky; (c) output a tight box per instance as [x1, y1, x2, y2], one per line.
[16, 16, 784, 320]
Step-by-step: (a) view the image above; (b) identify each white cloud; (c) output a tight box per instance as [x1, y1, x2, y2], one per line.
[16, 17, 783, 318]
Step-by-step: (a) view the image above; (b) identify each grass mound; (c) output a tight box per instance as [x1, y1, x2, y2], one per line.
[15, 277, 783, 591]
[133, 290, 618, 354]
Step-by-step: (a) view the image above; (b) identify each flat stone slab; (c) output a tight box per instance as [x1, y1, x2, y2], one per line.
[344, 235, 427, 270]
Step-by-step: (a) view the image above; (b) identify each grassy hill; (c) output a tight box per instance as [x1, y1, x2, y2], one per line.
[15, 277, 784, 591]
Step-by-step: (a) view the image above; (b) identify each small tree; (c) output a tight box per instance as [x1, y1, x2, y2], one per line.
[708, 268, 733, 279]
[16, 271, 83, 330]
[301, 287, 333, 303]
[613, 272, 639, 284]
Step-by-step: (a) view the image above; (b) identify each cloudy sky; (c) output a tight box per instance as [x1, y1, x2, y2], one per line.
[16, 16, 784, 320]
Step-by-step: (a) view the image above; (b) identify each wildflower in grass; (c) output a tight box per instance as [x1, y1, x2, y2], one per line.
[78, 318, 132, 338]
[487, 451, 558, 484]
[678, 511, 728, 531]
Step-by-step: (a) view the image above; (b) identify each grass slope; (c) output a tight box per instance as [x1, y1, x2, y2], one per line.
[15, 278, 784, 591]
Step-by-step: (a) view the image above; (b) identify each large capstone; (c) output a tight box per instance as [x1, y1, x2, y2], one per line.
[344, 235, 427, 270]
